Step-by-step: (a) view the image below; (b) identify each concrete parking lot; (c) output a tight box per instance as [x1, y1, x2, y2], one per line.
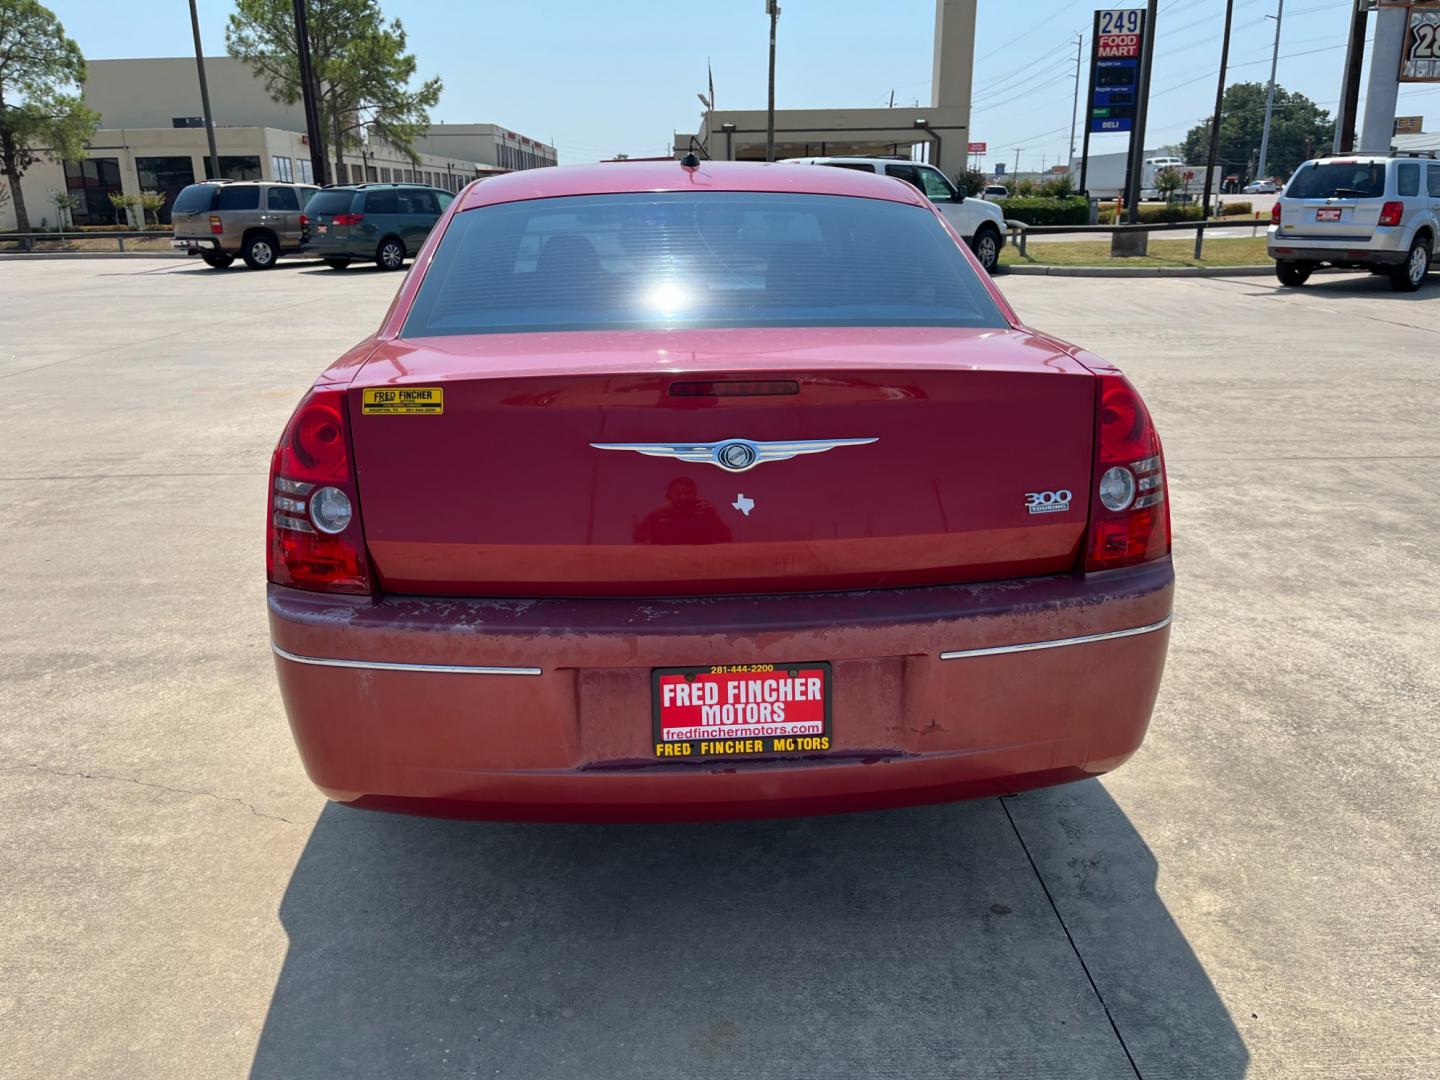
[1, 256, 1436, 1079]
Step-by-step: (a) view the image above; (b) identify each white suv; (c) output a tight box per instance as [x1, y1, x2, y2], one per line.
[1269, 153, 1439, 292]
[784, 157, 1007, 273]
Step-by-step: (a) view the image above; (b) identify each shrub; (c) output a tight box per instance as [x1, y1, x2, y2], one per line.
[997, 196, 1090, 226]
[1097, 202, 1204, 225]
[1218, 201, 1253, 217]
[1011, 177, 1038, 197]
[1038, 173, 1075, 198]
[955, 168, 987, 197]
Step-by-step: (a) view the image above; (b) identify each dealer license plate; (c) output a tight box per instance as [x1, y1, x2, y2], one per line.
[653, 662, 832, 759]
[1315, 208, 1342, 222]
[317, 224, 328, 234]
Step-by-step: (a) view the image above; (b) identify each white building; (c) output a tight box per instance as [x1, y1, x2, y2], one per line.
[1, 57, 555, 231]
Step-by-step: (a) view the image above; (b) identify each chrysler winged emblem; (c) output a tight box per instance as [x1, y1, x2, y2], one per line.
[589, 437, 878, 473]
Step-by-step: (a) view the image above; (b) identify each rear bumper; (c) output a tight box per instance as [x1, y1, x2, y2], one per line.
[1268, 228, 1411, 265]
[268, 557, 1174, 822]
[171, 236, 220, 253]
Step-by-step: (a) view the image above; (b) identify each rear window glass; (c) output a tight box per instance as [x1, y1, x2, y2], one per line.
[172, 185, 215, 214]
[1395, 162, 1420, 197]
[1285, 162, 1385, 199]
[267, 187, 299, 211]
[821, 162, 876, 173]
[305, 190, 358, 215]
[402, 191, 1007, 338]
[364, 189, 398, 214]
[216, 185, 260, 211]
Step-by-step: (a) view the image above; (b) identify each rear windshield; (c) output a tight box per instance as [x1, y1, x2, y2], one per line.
[402, 192, 1007, 337]
[305, 189, 359, 215]
[1285, 162, 1386, 199]
[216, 185, 260, 211]
[172, 185, 215, 214]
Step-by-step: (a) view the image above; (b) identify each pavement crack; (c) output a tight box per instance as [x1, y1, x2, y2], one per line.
[7, 763, 298, 824]
[1000, 796, 1144, 1080]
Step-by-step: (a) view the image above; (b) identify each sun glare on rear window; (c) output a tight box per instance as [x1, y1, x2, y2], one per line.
[400, 192, 1006, 337]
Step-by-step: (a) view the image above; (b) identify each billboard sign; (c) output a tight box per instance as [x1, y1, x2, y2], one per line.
[1401, 10, 1440, 82]
[1088, 9, 1146, 133]
[968, 141, 987, 154]
[1394, 115, 1424, 134]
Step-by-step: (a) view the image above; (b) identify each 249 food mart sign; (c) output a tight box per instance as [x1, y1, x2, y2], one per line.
[1088, 8, 1146, 133]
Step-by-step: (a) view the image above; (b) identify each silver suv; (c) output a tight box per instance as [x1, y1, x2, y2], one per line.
[1269, 153, 1439, 291]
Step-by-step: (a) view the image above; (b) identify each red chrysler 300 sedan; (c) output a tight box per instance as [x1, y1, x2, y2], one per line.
[267, 160, 1173, 823]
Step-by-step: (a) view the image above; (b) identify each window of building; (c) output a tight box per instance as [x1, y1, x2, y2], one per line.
[63, 157, 123, 226]
[204, 156, 263, 181]
[271, 155, 294, 182]
[135, 155, 198, 224]
[267, 187, 299, 211]
[366, 165, 378, 182]
[296, 158, 314, 184]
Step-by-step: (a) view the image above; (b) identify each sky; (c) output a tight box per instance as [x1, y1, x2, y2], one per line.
[41, 0, 1440, 169]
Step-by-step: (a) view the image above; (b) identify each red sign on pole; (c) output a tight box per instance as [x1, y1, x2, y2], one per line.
[1097, 33, 1141, 58]
[968, 142, 987, 154]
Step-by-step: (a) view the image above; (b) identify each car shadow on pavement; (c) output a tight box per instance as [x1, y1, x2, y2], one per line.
[249, 781, 1248, 1080]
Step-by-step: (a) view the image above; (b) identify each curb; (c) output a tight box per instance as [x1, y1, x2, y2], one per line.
[0, 250, 187, 261]
[1000, 264, 1276, 278]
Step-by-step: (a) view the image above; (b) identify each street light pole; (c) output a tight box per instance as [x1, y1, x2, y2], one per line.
[765, 1, 780, 161]
[187, 0, 221, 182]
[1256, 0, 1284, 182]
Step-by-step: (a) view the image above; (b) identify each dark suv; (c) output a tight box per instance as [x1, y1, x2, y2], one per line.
[302, 184, 456, 270]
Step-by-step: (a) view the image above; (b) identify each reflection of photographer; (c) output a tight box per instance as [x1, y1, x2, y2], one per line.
[634, 477, 732, 545]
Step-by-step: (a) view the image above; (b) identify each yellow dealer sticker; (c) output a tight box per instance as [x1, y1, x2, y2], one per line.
[362, 387, 443, 415]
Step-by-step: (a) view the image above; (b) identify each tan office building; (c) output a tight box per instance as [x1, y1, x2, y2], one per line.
[1, 57, 553, 231]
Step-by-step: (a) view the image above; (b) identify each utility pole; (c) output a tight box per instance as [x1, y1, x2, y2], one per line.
[291, 0, 329, 186]
[1014, 147, 1022, 177]
[1123, 0, 1159, 224]
[1068, 32, 1083, 171]
[1333, 0, 1368, 153]
[1255, 0, 1284, 182]
[766, 1, 780, 161]
[1200, 0, 1234, 220]
[188, 0, 222, 182]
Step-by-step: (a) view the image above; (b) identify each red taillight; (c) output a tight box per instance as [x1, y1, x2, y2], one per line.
[332, 213, 363, 226]
[1271, 202, 1281, 224]
[1378, 201, 1404, 227]
[267, 388, 372, 594]
[299, 213, 309, 227]
[209, 214, 223, 235]
[1084, 374, 1170, 573]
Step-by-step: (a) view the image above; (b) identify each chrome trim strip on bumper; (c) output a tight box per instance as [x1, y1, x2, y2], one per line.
[939, 614, 1172, 661]
[271, 643, 542, 676]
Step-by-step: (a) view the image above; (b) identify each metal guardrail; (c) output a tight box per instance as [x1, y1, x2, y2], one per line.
[0, 230, 172, 252]
[1003, 214, 1272, 259]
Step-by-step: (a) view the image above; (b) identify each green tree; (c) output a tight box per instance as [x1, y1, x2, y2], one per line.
[1153, 166, 1184, 203]
[954, 167, 986, 197]
[1181, 82, 1333, 181]
[226, 0, 442, 182]
[0, 0, 101, 234]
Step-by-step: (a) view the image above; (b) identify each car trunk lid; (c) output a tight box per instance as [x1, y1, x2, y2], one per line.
[346, 327, 1096, 597]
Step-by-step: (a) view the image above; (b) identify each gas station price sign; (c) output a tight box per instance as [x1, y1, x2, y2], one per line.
[1088, 8, 1146, 133]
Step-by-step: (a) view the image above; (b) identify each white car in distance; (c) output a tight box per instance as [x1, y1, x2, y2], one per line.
[785, 156, 1007, 273]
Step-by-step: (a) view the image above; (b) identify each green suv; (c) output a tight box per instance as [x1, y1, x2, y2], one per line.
[302, 183, 456, 270]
